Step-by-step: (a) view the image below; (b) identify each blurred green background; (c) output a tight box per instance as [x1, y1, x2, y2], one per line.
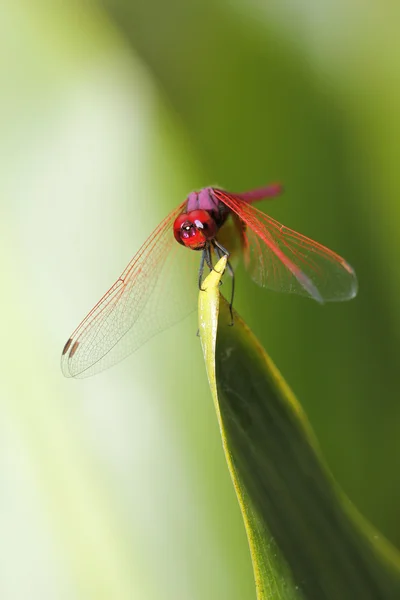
[1, 1, 400, 599]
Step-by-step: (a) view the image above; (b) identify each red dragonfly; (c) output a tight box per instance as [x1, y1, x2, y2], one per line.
[61, 184, 357, 378]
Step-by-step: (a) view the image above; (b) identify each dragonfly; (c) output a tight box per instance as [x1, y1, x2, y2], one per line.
[61, 184, 357, 378]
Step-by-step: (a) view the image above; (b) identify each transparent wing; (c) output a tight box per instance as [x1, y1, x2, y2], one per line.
[213, 189, 358, 303]
[61, 201, 200, 378]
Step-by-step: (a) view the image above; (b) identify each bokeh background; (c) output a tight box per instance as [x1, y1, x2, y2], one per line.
[2, 1, 400, 599]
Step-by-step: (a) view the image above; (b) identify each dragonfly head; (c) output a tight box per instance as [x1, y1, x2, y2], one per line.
[173, 210, 218, 250]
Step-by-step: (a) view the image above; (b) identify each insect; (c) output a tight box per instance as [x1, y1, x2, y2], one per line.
[61, 184, 357, 378]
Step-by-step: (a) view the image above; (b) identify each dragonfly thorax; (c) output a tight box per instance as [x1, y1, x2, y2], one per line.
[173, 209, 218, 250]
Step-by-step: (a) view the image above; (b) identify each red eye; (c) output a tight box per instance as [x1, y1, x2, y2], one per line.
[187, 210, 218, 239]
[173, 210, 217, 250]
[173, 213, 190, 244]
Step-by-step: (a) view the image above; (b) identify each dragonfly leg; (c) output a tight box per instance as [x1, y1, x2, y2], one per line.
[212, 240, 234, 325]
[205, 243, 215, 271]
[213, 239, 230, 259]
[212, 243, 225, 284]
[198, 248, 206, 291]
[199, 243, 222, 291]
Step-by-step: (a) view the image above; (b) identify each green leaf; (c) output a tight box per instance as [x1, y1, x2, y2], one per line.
[198, 273, 400, 600]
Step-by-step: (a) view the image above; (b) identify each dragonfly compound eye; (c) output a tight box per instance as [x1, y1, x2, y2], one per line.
[173, 210, 217, 250]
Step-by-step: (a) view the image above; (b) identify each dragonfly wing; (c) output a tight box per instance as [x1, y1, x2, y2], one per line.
[213, 189, 358, 303]
[61, 201, 200, 378]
